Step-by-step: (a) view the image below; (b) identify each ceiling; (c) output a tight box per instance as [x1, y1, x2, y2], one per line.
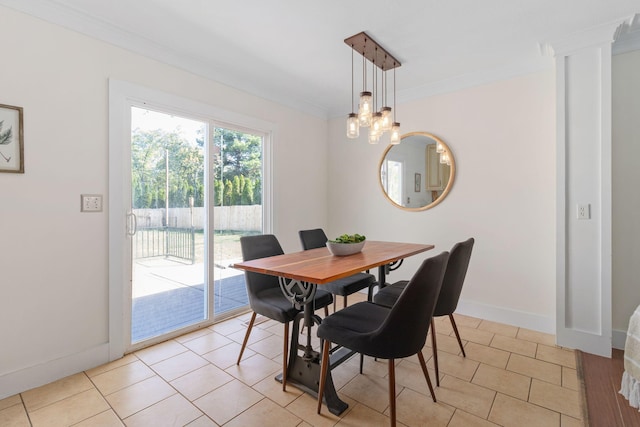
[1, 0, 639, 118]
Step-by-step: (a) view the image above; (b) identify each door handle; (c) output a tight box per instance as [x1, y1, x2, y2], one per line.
[127, 212, 137, 236]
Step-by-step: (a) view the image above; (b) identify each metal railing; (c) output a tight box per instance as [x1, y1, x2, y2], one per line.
[133, 227, 195, 264]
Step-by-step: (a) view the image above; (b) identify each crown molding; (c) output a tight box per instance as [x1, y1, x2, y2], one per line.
[3, 1, 638, 120]
[542, 14, 639, 57]
[613, 14, 640, 55]
[0, 0, 331, 118]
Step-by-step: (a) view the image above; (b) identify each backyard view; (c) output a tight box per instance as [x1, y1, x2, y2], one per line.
[130, 107, 263, 343]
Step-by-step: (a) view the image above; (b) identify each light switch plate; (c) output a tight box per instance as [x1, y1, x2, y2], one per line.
[81, 194, 103, 212]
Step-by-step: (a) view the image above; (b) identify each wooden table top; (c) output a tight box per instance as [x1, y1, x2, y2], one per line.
[232, 240, 434, 284]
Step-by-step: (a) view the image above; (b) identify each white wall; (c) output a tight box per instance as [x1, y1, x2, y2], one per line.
[1, 2, 636, 400]
[0, 7, 328, 398]
[328, 71, 557, 332]
[612, 48, 640, 347]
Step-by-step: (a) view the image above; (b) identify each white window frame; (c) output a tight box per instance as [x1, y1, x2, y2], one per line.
[108, 79, 275, 359]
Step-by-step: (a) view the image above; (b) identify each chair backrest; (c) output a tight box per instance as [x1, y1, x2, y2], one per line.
[239, 234, 284, 305]
[434, 237, 474, 316]
[299, 228, 328, 250]
[374, 251, 449, 359]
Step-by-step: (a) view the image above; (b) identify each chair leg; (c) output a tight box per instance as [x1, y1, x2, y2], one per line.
[317, 340, 331, 414]
[359, 353, 364, 374]
[388, 359, 396, 427]
[282, 322, 289, 392]
[237, 312, 256, 365]
[367, 283, 374, 301]
[325, 305, 330, 317]
[343, 295, 348, 309]
[417, 351, 437, 402]
[431, 319, 440, 386]
[449, 314, 466, 357]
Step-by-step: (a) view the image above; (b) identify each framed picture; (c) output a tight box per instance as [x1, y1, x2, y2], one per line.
[414, 172, 421, 192]
[0, 103, 24, 173]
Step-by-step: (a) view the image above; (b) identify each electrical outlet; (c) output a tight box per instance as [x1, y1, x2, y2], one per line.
[81, 194, 103, 212]
[577, 204, 590, 220]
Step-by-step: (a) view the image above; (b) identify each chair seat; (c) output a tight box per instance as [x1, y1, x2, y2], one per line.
[251, 287, 333, 324]
[373, 280, 408, 308]
[318, 301, 418, 359]
[322, 272, 375, 297]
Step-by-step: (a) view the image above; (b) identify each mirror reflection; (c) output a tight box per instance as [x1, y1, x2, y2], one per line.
[379, 132, 455, 211]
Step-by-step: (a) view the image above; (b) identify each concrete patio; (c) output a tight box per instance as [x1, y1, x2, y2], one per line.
[132, 258, 248, 342]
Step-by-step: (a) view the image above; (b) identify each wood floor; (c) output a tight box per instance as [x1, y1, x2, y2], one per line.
[579, 348, 640, 426]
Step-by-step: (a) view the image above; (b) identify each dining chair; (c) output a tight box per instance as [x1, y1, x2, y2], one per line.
[373, 237, 475, 386]
[299, 228, 376, 310]
[237, 234, 333, 391]
[317, 251, 449, 427]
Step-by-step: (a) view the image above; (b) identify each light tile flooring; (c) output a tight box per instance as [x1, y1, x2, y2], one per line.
[0, 293, 585, 426]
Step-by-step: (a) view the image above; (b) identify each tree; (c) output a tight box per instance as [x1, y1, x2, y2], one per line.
[223, 179, 233, 206]
[242, 178, 254, 205]
[253, 177, 262, 205]
[131, 129, 165, 209]
[213, 179, 223, 206]
[232, 176, 242, 205]
[213, 128, 262, 186]
[131, 128, 204, 209]
[131, 126, 261, 210]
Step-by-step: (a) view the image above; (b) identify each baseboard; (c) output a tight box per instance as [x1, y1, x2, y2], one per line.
[0, 343, 110, 400]
[456, 298, 555, 335]
[613, 328, 627, 350]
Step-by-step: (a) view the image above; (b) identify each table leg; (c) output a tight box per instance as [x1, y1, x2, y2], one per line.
[275, 279, 349, 416]
[377, 264, 388, 289]
[378, 259, 404, 289]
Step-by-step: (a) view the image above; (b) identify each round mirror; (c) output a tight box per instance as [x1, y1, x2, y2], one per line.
[378, 132, 455, 211]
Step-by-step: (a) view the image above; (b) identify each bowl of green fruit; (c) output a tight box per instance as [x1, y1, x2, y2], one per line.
[326, 233, 366, 256]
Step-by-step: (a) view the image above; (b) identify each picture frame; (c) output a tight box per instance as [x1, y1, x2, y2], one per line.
[0, 103, 24, 173]
[414, 172, 421, 192]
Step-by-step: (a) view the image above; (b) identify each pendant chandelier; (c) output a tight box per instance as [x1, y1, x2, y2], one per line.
[345, 32, 401, 144]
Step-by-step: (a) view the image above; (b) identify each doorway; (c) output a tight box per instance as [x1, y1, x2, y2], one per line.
[109, 80, 274, 357]
[128, 107, 264, 347]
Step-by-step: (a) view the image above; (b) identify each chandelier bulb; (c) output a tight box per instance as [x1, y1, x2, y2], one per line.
[381, 107, 392, 131]
[368, 128, 380, 144]
[390, 122, 401, 144]
[358, 91, 372, 127]
[347, 113, 359, 139]
[372, 112, 383, 135]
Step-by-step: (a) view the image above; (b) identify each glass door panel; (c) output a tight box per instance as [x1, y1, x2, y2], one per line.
[130, 107, 208, 343]
[211, 126, 263, 316]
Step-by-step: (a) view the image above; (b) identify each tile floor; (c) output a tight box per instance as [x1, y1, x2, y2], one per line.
[0, 293, 585, 426]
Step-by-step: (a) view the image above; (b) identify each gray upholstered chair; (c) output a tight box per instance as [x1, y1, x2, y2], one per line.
[317, 251, 449, 427]
[373, 237, 474, 386]
[237, 234, 333, 391]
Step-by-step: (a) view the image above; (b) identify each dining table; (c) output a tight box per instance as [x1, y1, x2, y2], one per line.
[232, 240, 434, 415]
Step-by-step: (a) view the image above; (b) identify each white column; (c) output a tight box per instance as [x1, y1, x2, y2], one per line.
[549, 21, 628, 356]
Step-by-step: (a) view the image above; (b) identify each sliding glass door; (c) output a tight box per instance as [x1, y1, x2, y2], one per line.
[127, 107, 264, 347]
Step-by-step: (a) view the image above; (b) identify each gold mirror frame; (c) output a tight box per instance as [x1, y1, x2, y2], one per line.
[378, 132, 456, 212]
